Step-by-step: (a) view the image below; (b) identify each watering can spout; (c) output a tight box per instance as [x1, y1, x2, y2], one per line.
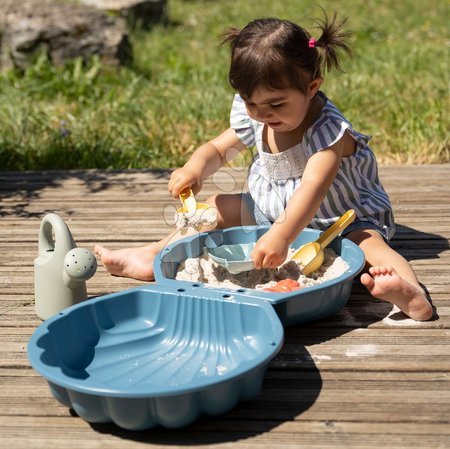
[34, 213, 97, 320]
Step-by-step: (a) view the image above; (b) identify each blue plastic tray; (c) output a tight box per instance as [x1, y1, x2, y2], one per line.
[154, 226, 365, 326]
[28, 284, 283, 430]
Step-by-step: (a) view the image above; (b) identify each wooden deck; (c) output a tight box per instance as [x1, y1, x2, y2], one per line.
[1, 165, 449, 449]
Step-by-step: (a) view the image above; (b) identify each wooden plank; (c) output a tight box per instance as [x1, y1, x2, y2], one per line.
[1, 417, 450, 449]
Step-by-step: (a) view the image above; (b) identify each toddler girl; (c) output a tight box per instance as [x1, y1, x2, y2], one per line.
[95, 12, 432, 321]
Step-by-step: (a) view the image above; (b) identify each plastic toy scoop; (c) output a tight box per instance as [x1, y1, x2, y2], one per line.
[204, 234, 256, 274]
[177, 188, 218, 231]
[291, 210, 356, 275]
[179, 187, 197, 215]
[178, 187, 212, 215]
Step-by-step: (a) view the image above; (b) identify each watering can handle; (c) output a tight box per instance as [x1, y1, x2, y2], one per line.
[316, 210, 356, 249]
[38, 213, 76, 255]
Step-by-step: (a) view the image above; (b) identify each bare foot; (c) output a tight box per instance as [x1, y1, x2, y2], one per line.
[360, 266, 433, 321]
[94, 244, 160, 281]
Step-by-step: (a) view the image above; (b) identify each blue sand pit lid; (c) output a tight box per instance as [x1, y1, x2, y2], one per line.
[28, 284, 284, 398]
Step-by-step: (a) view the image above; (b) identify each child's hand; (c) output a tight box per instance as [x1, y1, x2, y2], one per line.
[168, 166, 203, 198]
[251, 229, 290, 270]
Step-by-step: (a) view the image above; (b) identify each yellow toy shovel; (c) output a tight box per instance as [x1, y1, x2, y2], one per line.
[178, 187, 211, 215]
[291, 210, 356, 275]
[179, 187, 197, 215]
[177, 187, 216, 231]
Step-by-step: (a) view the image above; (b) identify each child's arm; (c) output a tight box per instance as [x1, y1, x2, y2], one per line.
[251, 138, 346, 270]
[168, 128, 245, 198]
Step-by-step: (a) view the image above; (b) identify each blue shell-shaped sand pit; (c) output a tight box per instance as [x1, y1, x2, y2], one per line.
[28, 285, 284, 430]
[154, 226, 365, 326]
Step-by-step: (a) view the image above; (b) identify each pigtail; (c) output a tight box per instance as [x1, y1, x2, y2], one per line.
[221, 27, 241, 48]
[313, 10, 352, 72]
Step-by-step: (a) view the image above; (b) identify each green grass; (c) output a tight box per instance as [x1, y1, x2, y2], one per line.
[0, 0, 448, 170]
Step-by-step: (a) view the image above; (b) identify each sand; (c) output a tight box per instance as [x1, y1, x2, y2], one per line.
[176, 247, 349, 290]
[175, 207, 218, 232]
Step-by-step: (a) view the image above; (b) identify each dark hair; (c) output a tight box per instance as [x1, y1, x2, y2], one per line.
[222, 11, 351, 98]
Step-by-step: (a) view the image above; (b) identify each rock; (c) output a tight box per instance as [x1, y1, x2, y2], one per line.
[0, 0, 132, 70]
[80, 0, 168, 29]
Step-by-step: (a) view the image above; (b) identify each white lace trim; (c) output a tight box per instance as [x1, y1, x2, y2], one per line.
[258, 144, 307, 181]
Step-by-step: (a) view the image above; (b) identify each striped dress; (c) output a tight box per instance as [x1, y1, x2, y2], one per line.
[230, 91, 396, 241]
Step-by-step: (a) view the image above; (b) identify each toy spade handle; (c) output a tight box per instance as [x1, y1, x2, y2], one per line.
[38, 213, 76, 256]
[316, 210, 356, 249]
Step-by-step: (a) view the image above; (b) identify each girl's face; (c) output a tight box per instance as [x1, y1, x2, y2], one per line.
[242, 81, 322, 133]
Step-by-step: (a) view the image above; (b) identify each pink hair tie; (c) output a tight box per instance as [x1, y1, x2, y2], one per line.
[308, 38, 316, 48]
